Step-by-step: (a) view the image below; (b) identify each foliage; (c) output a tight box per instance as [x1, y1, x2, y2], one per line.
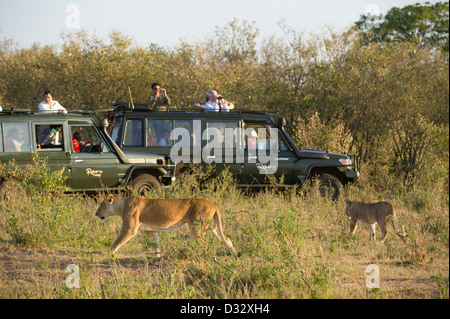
[291, 112, 353, 154]
[0, 154, 68, 195]
[356, 1, 449, 52]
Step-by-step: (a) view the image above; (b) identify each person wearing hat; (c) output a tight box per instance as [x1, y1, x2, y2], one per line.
[201, 90, 234, 112]
[247, 128, 258, 150]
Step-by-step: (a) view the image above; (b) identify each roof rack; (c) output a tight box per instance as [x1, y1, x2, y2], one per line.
[0, 108, 34, 115]
[111, 102, 152, 112]
[110, 102, 278, 117]
[68, 108, 113, 115]
[0, 108, 112, 116]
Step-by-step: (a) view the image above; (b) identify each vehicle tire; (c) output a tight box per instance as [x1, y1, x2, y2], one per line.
[0, 178, 22, 201]
[314, 173, 343, 201]
[129, 174, 161, 196]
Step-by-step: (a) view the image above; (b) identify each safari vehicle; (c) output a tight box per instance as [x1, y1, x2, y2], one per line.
[109, 103, 359, 200]
[0, 108, 175, 199]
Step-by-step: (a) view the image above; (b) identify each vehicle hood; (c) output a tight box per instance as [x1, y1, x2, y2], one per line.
[120, 151, 165, 164]
[299, 149, 348, 159]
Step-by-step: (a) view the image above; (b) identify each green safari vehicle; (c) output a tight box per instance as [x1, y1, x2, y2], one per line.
[109, 104, 359, 200]
[0, 108, 175, 198]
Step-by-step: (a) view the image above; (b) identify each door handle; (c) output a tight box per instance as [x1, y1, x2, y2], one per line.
[248, 156, 257, 160]
[207, 156, 215, 159]
[75, 159, 83, 163]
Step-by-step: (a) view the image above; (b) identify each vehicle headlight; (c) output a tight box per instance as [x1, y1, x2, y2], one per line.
[339, 158, 352, 166]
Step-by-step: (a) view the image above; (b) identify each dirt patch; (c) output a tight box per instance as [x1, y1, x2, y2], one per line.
[0, 247, 47, 274]
[0, 246, 79, 276]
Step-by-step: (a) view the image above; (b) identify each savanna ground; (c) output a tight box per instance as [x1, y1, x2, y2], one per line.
[0, 166, 448, 299]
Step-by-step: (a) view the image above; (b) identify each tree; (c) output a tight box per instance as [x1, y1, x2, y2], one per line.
[356, 1, 449, 51]
[388, 114, 432, 184]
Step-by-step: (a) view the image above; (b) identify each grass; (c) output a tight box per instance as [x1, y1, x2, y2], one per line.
[0, 167, 448, 299]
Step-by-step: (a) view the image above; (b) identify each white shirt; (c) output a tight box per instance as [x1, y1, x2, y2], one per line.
[204, 100, 230, 112]
[158, 138, 168, 146]
[39, 100, 67, 113]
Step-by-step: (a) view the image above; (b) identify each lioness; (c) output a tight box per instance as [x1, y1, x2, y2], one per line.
[345, 201, 407, 242]
[95, 195, 239, 256]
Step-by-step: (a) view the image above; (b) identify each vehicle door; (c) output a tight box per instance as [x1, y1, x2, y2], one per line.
[203, 119, 243, 178]
[68, 123, 121, 191]
[33, 121, 71, 182]
[240, 123, 295, 185]
[273, 128, 297, 184]
[169, 119, 202, 165]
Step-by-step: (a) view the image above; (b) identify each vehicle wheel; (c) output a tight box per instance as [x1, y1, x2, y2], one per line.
[129, 174, 161, 196]
[314, 174, 343, 201]
[0, 179, 22, 201]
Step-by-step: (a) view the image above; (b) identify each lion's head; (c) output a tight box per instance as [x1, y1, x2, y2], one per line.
[95, 194, 116, 222]
[345, 200, 357, 217]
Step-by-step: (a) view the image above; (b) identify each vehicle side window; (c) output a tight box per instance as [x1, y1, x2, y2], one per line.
[173, 120, 199, 147]
[205, 121, 240, 149]
[278, 134, 289, 151]
[245, 124, 279, 152]
[36, 124, 64, 151]
[123, 119, 143, 146]
[1, 123, 31, 152]
[110, 119, 122, 145]
[70, 125, 109, 153]
[147, 119, 173, 147]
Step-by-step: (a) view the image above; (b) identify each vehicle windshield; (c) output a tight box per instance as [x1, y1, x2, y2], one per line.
[110, 119, 122, 145]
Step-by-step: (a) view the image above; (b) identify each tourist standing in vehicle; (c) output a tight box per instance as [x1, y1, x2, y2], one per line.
[203, 90, 234, 112]
[38, 91, 67, 113]
[148, 83, 170, 110]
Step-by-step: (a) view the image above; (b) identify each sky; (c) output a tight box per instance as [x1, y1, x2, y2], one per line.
[0, 0, 444, 49]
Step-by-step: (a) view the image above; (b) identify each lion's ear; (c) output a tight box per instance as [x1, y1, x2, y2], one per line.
[106, 194, 115, 204]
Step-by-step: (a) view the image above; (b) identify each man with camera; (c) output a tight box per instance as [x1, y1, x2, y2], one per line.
[204, 89, 234, 112]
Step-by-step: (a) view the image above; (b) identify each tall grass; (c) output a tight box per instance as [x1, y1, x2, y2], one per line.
[0, 163, 448, 299]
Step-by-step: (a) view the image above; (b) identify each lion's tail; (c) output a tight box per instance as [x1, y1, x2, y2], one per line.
[390, 206, 407, 239]
[213, 210, 239, 256]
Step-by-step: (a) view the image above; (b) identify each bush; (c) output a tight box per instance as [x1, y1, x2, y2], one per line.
[0, 154, 68, 197]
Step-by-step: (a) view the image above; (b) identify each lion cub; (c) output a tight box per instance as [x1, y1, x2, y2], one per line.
[345, 201, 407, 242]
